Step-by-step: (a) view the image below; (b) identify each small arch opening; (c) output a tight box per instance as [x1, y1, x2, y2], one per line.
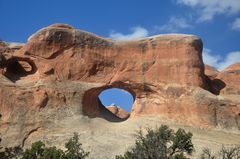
[4, 59, 37, 82]
[98, 88, 134, 119]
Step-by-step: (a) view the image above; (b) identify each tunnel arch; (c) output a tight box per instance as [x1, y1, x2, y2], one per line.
[82, 82, 136, 122]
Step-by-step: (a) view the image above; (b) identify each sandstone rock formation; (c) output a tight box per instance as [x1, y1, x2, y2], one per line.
[204, 64, 219, 79]
[0, 24, 239, 158]
[217, 63, 240, 95]
[106, 105, 130, 119]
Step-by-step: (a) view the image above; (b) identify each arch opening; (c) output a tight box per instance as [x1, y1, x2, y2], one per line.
[4, 59, 37, 82]
[82, 83, 136, 122]
[98, 88, 134, 119]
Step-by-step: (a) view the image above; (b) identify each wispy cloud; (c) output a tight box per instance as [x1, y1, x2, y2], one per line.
[109, 26, 149, 41]
[202, 48, 221, 69]
[203, 48, 240, 70]
[154, 16, 192, 32]
[176, 0, 240, 22]
[232, 18, 240, 31]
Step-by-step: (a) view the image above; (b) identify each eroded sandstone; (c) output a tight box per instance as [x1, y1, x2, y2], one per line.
[0, 24, 239, 158]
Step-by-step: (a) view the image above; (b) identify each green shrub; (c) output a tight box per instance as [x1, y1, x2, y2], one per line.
[21, 133, 89, 159]
[22, 141, 45, 159]
[42, 146, 64, 159]
[116, 125, 193, 159]
[62, 133, 89, 159]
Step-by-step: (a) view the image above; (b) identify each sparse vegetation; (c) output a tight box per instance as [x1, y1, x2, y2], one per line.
[200, 146, 240, 159]
[116, 125, 194, 159]
[62, 132, 89, 159]
[21, 133, 89, 159]
[1, 124, 239, 159]
[0, 133, 89, 159]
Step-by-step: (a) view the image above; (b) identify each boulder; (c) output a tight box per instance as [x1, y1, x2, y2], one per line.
[106, 105, 130, 119]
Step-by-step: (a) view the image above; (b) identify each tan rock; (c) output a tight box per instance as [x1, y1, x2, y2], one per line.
[106, 105, 130, 119]
[217, 62, 240, 95]
[223, 62, 240, 72]
[205, 64, 219, 79]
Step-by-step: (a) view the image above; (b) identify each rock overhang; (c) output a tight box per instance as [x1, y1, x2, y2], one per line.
[12, 23, 205, 88]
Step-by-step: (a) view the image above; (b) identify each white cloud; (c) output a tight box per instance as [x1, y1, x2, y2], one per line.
[109, 26, 149, 41]
[202, 48, 221, 68]
[232, 18, 240, 31]
[218, 51, 240, 70]
[155, 16, 192, 32]
[203, 48, 240, 70]
[177, 0, 240, 22]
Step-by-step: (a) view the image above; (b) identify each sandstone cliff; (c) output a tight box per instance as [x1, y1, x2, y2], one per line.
[0, 24, 239, 158]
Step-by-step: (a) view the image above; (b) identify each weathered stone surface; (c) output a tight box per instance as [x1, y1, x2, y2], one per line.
[106, 105, 130, 119]
[13, 24, 206, 87]
[216, 62, 240, 95]
[205, 64, 219, 79]
[0, 24, 239, 159]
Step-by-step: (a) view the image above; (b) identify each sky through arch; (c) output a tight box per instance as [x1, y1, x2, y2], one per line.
[98, 88, 134, 112]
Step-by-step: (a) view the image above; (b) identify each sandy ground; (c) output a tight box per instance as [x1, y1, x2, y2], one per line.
[25, 115, 240, 159]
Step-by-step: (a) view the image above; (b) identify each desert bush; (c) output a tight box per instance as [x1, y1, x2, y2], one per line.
[21, 133, 89, 159]
[116, 125, 194, 159]
[42, 146, 64, 159]
[200, 146, 240, 159]
[62, 132, 89, 159]
[21, 140, 46, 159]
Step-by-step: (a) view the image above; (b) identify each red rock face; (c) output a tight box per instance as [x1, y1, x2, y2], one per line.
[205, 64, 219, 79]
[0, 24, 239, 148]
[204, 63, 240, 96]
[12, 24, 205, 86]
[216, 63, 240, 95]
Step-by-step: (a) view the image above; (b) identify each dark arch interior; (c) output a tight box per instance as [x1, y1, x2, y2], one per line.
[4, 59, 37, 82]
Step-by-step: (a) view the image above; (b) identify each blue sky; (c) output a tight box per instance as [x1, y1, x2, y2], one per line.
[99, 88, 134, 112]
[1, 0, 240, 111]
[0, 0, 240, 70]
